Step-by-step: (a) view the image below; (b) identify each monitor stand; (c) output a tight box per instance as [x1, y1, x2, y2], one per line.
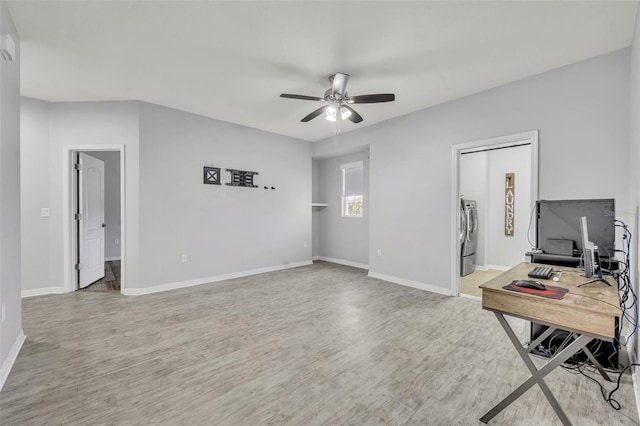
[577, 277, 610, 287]
[577, 248, 611, 287]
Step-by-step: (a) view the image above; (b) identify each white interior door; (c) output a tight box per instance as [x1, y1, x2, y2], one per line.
[79, 152, 105, 288]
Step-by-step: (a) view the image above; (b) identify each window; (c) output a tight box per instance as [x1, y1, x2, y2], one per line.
[341, 161, 363, 218]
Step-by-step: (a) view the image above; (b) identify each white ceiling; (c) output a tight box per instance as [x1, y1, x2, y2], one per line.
[7, 1, 639, 142]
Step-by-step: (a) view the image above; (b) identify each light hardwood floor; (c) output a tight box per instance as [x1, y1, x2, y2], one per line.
[1, 261, 638, 425]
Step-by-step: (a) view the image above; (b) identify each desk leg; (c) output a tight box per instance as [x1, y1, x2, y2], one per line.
[561, 333, 611, 382]
[480, 312, 593, 426]
[526, 327, 611, 382]
[582, 346, 612, 382]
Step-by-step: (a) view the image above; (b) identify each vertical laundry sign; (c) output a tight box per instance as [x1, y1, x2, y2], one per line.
[505, 173, 515, 236]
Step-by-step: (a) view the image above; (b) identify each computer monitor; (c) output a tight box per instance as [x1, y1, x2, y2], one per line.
[578, 215, 610, 286]
[580, 216, 597, 278]
[535, 199, 615, 265]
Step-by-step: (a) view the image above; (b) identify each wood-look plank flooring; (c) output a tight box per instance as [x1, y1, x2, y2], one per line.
[1, 261, 638, 425]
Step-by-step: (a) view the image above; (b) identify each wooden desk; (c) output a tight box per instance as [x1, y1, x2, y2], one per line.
[479, 262, 620, 425]
[481, 262, 619, 340]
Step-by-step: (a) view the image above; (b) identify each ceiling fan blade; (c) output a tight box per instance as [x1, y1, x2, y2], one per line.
[349, 93, 395, 104]
[280, 94, 324, 101]
[341, 105, 363, 123]
[301, 105, 329, 122]
[331, 73, 350, 96]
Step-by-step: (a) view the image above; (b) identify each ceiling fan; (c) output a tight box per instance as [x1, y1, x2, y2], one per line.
[280, 72, 395, 124]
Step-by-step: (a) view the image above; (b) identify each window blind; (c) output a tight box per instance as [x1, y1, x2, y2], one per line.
[341, 162, 363, 196]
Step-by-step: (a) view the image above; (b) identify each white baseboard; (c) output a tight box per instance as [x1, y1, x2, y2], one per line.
[473, 265, 511, 272]
[0, 330, 25, 392]
[124, 260, 313, 296]
[316, 256, 369, 270]
[22, 286, 66, 298]
[485, 264, 511, 271]
[312, 256, 320, 261]
[367, 271, 452, 296]
[105, 256, 121, 262]
[460, 293, 481, 301]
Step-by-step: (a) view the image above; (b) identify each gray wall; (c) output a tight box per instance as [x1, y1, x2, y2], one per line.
[314, 150, 370, 266]
[20, 98, 51, 292]
[20, 100, 312, 292]
[0, 0, 22, 379]
[313, 49, 630, 293]
[90, 151, 121, 260]
[20, 100, 140, 292]
[136, 103, 311, 288]
[312, 159, 321, 257]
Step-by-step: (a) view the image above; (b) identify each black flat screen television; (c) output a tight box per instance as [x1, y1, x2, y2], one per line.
[535, 198, 615, 265]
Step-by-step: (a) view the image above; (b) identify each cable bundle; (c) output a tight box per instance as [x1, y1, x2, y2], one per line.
[558, 220, 639, 411]
[613, 220, 638, 344]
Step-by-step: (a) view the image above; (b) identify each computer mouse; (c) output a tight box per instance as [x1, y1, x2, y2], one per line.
[514, 280, 546, 290]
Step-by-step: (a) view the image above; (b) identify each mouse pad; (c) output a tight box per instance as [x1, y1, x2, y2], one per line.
[502, 281, 569, 300]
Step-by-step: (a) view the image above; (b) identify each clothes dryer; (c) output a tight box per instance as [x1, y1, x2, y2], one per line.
[461, 199, 478, 276]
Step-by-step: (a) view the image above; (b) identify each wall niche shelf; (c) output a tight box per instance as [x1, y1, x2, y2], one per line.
[312, 203, 328, 207]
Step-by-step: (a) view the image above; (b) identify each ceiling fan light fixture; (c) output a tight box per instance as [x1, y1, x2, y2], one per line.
[325, 105, 337, 121]
[281, 72, 394, 125]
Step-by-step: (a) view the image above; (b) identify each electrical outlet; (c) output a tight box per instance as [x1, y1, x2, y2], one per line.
[181, 254, 188, 263]
[377, 249, 382, 257]
[41, 208, 50, 217]
[1, 304, 5, 323]
[115, 238, 120, 245]
[303, 241, 307, 248]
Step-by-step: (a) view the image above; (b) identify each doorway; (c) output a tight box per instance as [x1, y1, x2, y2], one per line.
[451, 131, 539, 298]
[62, 145, 126, 294]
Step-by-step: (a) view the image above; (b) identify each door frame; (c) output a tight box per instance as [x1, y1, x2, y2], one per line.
[62, 145, 126, 294]
[450, 131, 539, 297]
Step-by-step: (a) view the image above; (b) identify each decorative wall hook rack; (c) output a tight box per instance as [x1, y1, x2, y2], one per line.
[226, 168, 258, 188]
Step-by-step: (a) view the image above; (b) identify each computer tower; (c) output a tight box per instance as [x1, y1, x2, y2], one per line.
[530, 320, 619, 369]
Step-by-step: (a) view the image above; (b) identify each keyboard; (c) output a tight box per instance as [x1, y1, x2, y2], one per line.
[528, 266, 554, 279]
